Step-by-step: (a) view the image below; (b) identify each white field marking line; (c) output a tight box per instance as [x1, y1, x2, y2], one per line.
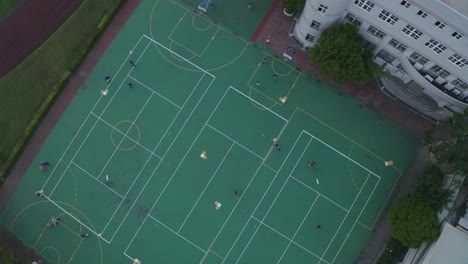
[331, 177, 380, 264]
[206, 124, 263, 160]
[127, 75, 182, 109]
[228, 86, 288, 122]
[96, 93, 154, 180]
[90, 112, 162, 159]
[123, 252, 134, 262]
[42, 195, 111, 244]
[201, 159, 265, 264]
[221, 131, 310, 264]
[148, 215, 206, 253]
[250, 216, 330, 264]
[71, 161, 124, 199]
[289, 176, 348, 212]
[234, 135, 313, 263]
[143, 34, 214, 78]
[41, 35, 147, 191]
[302, 130, 381, 179]
[47, 41, 152, 196]
[178, 141, 235, 233]
[276, 194, 320, 264]
[96, 94, 156, 235]
[112, 75, 215, 243]
[119, 70, 216, 245]
[319, 172, 372, 263]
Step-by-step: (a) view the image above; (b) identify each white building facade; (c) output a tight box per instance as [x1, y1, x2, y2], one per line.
[289, 0, 468, 114]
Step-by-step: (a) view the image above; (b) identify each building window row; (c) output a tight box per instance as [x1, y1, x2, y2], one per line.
[429, 65, 450, 78]
[409, 52, 428, 65]
[354, 0, 375, 12]
[362, 40, 376, 51]
[305, 34, 315, 43]
[425, 39, 446, 54]
[343, 13, 362, 27]
[378, 10, 399, 25]
[402, 25, 423, 40]
[417, 10, 429, 18]
[388, 39, 407, 53]
[318, 4, 328, 14]
[376, 49, 396, 63]
[310, 20, 321, 30]
[452, 32, 463, 40]
[451, 79, 468, 90]
[434, 21, 446, 29]
[448, 54, 468, 68]
[367, 25, 386, 39]
[400, 1, 411, 8]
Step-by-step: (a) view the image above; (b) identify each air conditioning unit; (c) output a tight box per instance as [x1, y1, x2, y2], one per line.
[444, 83, 455, 90]
[413, 62, 423, 70]
[435, 76, 445, 85]
[424, 75, 434, 82]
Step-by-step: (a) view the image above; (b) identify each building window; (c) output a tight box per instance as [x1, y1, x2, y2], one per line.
[448, 54, 468, 68]
[400, 1, 411, 8]
[367, 25, 386, 39]
[318, 4, 328, 14]
[429, 65, 450, 78]
[396, 64, 407, 73]
[362, 40, 376, 51]
[343, 13, 362, 27]
[451, 79, 468, 90]
[402, 25, 423, 40]
[409, 52, 428, 65]
[378, 10, 399, 25]
[434, 21, 446, 29]
[425, 39, 446, 54]
[354, 0, 375, 12]
[310, 20, 321, 30]
[376, 49, 396, 63]
[388, 39, 407, 52]
[417, 10, 428, 18]
[305, 34, 315, 43]
[452, 32, 463, 40]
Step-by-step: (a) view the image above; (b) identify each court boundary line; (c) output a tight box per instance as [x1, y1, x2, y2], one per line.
[250, 216, 330, 264]
[142, 34, 215, 78]
[177, 141, 236, 233]
[71, 161, 125, 199]
[234, 134, 314, 264]
[221, 131, 311, 264]
[41, 34, 147, 192]
[127, 75, 182, 109]
[123, 66, 216, 260]
[276, 194, 320, 264]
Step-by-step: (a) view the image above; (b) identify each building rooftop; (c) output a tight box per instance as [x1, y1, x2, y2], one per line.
[438, 0, 468, 17]
[422, 223, 468, 264]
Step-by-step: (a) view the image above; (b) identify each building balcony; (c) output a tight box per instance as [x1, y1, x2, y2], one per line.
[399, 55, 468, 113]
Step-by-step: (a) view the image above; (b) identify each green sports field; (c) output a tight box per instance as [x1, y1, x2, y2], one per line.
[0, 0, 420, 263]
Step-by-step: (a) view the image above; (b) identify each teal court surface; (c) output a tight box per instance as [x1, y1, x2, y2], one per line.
[0, 0, 420, 263]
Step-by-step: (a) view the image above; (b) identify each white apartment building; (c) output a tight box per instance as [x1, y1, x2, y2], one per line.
[289, 0, 468, 116]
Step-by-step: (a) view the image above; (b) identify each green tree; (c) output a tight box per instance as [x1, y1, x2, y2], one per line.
[388, 194, 440, 248]
[283, 0, 305, 13]
[427, 108, 468, 174]
[309, 24, 385, 83]
[416, 165, 452, 212]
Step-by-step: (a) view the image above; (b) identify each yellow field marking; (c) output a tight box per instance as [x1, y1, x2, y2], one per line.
[40, 246, 60, 264]
[68, 238, 84, 263]
[262, 164, 277, 173]
[10, 200, 104, 264]
[111, 120, 141, 151]
[149, 0, 250, 72]
[168, 40, 197, 61]
[271, 58, 293, 76]
[191, 13, 213, 31]
[347, 145, 368, 198]
[356, 221, 372, 231]
[168, 27, 219, 58]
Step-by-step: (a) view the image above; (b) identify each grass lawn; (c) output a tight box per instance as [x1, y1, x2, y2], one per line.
[0, 0, 20, 19]
[0, 0, 123, 176]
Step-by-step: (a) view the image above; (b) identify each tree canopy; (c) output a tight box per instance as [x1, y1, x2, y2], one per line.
[427, 108, 468, 174]
[309, 24, 385, 83]
[388, 194, 440, 248]
[416, 165, 452, 212]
